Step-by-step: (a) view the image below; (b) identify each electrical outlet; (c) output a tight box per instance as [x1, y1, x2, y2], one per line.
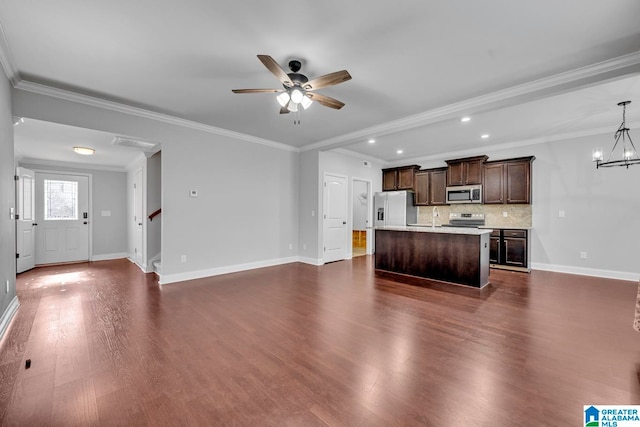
[503, 211, 508, 218]
[580, 251, 587, 259]
[180, 255, 187, 263]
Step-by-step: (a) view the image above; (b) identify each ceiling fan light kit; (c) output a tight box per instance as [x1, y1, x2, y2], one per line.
[232, 55, 351, 124]
[593, 101, 640, 168]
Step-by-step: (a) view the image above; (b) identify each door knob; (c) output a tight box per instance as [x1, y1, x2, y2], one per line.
[83, 221, 88, 225]
[343, 221, 346, 225]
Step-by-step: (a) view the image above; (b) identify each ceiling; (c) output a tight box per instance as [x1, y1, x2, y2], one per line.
[3, 1, 640, 168]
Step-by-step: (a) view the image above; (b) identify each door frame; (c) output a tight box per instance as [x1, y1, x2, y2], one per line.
[29, 168, 93, 263]
[322, 172, 349, 264]
[16, 166, 36, 273]
[351, 177, 373, 256]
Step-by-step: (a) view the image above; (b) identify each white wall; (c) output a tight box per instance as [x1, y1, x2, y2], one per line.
[18, 163, 128, 260]
[0, 68, 17, 339]
[161, 136, 298, 283]
[298, 150, 320, 263]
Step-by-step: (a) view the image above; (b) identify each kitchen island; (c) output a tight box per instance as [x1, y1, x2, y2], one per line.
[375, 226, 492, 288]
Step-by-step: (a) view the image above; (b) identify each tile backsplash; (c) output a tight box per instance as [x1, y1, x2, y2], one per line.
[417, 204, 531, 228]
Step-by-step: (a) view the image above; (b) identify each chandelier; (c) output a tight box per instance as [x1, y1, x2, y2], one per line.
[592, 101, 640, 168]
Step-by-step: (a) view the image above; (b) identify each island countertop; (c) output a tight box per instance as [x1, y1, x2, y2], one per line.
[375, 227, 491, 288]
[378, 225, 493, 235]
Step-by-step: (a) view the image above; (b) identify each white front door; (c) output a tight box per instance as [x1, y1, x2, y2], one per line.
[323, 173, 348, 263]
[133, 168, 144, 266]
[35, 173, 90, 265]
[16, 167, 36, 273]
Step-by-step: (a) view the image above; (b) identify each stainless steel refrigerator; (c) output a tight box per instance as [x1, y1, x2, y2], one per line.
[374, 191, 417, 227]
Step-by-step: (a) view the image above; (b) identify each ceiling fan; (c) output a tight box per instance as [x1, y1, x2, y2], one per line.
[232, 55, 351, 123]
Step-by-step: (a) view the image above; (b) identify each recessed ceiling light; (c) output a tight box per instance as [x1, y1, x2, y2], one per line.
[481, 134, 490, 139]
[460, 117, 471, 122]
[73, 146, 95, 155]
[397, 150, 403, 154]
[368, 139, 375, 144]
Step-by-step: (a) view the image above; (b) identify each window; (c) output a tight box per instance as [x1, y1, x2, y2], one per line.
[44, 180, 78, 220]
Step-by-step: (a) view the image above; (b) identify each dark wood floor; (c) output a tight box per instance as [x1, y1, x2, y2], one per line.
[0, 257, 638, 426]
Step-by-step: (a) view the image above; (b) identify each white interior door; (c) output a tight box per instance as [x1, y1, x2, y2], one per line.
[323, 173, 348, 263]
[35, 173, 89, 265]
[133, 168, 144, 266]
[16, 167, 36, 273]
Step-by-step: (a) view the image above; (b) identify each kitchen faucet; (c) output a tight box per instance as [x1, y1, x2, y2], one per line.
[432, 206, 439, 228]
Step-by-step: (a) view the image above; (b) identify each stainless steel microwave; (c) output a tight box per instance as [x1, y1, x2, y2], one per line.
[446, 185, 482, 204]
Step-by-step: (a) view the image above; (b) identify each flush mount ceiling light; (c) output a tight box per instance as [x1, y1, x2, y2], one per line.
[233, 55, 351, 125]
[73, 146, 95, 155]
[368, 139, 376, 144]
[460, 117, 471, 122]
[593, 101, 640, 169]
[481, 134, 490, 139]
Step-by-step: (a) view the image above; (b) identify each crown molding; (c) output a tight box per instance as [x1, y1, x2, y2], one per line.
[301, 50, 640, 153]
[0, 21, 20, 85]
[14, 80, 299, 153]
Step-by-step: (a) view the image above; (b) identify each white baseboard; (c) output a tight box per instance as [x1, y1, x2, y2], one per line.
[298, 256, 324, 266]
[160, 256, 301, 285]
[127, 257, 151, 273]
[91, 252, 128, 262]
[0, 296, 20, 342]
[531, 262, 640, 282]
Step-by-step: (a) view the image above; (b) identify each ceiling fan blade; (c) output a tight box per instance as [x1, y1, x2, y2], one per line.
[257, 55, 293, 87]
[303, 70, 351, 91]
[306, 93, 345, 110]
[232, 88, 283, 94]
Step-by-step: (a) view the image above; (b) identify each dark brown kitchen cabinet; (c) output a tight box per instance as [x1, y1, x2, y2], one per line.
[489, 228, 529, 271]
[382, 165, 421, 191]
[504, 230, 527, 268]
[413, 167, 447, 206]
[483, 156, 535, 204]
[445, 155, 488, 186]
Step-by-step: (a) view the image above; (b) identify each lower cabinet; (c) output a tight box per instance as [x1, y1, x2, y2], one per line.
[489, 228, 530, 272]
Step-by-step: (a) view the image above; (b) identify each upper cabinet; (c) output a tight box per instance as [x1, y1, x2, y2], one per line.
[445, 155, 488, 186]
[414, 168, 447, 206]
[382, 165, 421, 191]
[483, 156, 535, 204]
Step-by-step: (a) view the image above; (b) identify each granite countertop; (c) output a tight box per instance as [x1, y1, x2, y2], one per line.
[377, 225, 493, 235]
